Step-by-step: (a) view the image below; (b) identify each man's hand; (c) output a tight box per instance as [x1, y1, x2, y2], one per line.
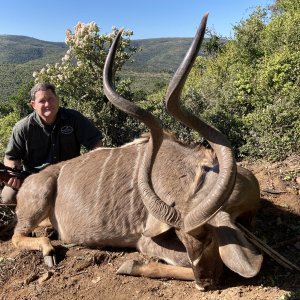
[2, 158, 23, 189]
[6, 177, 22, 190]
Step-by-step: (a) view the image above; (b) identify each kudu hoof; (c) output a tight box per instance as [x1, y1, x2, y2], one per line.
[195, 278, 215, 291]
[116, 260, 137, 275]
[44, 254, 57, 267]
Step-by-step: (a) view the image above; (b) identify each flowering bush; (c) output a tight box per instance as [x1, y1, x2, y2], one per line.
[33, 22, 138, 146]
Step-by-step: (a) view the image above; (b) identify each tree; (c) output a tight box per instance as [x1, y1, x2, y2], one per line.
[159, 0, 300, 161]
[0, 81, 34, 159]
[203, 28, 223, 57]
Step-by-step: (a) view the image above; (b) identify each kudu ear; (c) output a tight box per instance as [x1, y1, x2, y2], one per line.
[143, 214, 172, 237]
[210, 211, 263, 277]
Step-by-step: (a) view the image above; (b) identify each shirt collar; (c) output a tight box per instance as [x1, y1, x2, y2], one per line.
[59, 107, 69, 120]
[31, 108, 61, 127]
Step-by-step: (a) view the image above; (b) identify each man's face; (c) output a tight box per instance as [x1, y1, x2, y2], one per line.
[31, 89, 59, 124]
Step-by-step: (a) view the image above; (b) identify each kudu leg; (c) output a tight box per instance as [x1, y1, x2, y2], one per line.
[12, 211, 57, 267]
[118, 234, 195, 281]
[12, 201, 56, 266]
[12, 171, 58, 267]
[12, 232, 56, 267]
[117, 260, 194, 281]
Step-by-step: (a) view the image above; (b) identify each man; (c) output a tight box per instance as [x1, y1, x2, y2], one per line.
[1, 82, 103, 204]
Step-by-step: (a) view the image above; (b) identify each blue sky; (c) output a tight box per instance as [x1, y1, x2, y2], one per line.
[0, 0, 272, 42]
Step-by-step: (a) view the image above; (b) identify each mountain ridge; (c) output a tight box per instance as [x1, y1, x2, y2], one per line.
[0, 34, 197, 71]
[0, 34, 216, 101]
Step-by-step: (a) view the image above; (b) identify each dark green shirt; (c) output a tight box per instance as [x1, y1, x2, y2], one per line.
[5, 107, 102, 173]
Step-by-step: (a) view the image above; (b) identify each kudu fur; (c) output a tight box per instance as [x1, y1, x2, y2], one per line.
[11, 13, 263, 290]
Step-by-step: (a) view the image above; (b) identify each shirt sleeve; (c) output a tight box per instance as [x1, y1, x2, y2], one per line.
[74, 111, 103, 150]
[5, 123, 26, 161]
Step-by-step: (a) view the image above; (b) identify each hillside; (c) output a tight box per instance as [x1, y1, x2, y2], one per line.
[0, 35, 196, 70]
[0, 35, 205, 101]
[128, 37, 194, 72]
[0, 35, 68, 102]
[0, 35, 67, 64]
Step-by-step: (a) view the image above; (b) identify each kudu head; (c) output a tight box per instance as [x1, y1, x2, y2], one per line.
[103, 13, 237, 290]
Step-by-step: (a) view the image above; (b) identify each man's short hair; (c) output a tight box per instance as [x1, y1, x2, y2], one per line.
[30, 83, 57, 101]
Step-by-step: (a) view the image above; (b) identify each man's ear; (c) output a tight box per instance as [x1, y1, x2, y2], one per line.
[30, 100, 35, 109]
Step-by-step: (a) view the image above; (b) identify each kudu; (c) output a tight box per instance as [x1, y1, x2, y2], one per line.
[11, 13, 263, 290]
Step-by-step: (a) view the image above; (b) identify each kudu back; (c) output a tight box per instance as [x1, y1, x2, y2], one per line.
[12, 13, 262, 291]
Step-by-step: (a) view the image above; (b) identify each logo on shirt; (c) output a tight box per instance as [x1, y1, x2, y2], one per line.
[61, 126, 74, 135]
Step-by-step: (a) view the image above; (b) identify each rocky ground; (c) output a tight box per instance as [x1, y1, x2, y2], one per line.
[0, 155, 299, 300]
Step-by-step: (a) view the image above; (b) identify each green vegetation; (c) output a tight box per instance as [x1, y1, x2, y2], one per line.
[0, 0, 299, 162]
[152, 0, 300, 161]
[0, 35, 201, 102]
[0, 35, 67, 64]
[0, 35, 67, 103]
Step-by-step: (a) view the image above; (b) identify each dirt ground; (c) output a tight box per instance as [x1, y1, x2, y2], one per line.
[0, 155, 299, 300]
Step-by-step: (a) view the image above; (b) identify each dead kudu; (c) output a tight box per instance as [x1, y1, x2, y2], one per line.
[12, 13, 263, 291]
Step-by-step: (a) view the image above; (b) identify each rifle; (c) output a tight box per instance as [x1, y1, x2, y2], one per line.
[0, 162, 32, 185]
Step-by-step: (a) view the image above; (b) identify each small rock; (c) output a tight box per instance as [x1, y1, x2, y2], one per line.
[91, 276, 101, 284]
[296, 177, 300, 185]
[38, 271, 53, 284]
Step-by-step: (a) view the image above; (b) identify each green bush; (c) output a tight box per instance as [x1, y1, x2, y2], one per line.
[163, 1, 300, 161]
[241, 95, 300, 161]
[0, 112, 21, 159]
